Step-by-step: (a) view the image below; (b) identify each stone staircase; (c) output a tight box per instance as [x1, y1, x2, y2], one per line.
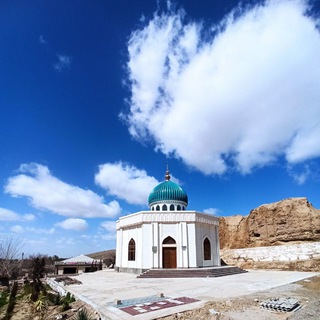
[137, 266, 247, 278]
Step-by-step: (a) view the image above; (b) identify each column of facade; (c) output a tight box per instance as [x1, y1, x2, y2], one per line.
[214, 225, 220, 266]
[115, 228, 123, 269]
[152, 222, 159, 268]
[179, 222, 189, 268]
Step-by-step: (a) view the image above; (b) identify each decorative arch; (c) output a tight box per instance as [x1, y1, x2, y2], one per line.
[163, 236, 176, 245]
[128, 238, 136, 261]
[156, 205, 160, 211]
[162, 236, 177, 268]
[162, 204, 167, 211]
[203, 237, 211, 261]
[170, 204, 174, 211]
[177, 205, 181, 211]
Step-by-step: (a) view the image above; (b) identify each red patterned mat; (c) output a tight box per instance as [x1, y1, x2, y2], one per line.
[120, 296, 200, 316]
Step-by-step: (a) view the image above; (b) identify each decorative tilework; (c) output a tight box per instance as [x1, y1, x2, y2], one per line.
[119, 296, 199, 316]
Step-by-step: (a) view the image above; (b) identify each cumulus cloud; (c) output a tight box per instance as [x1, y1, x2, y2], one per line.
[100, 221, 116, 232]
[100, 221, 117, 240]
[5, 163, 121, 218]
[10, 225, 55, 234]
[0, 208, 36, 222]
[54, 54, 72, 72]
[56, 218, 88, 231]
[123, 0, 320, 175]
[10, 225, 24, 234]
[203, 208, 221, 216]
[95, 162, 159, 205]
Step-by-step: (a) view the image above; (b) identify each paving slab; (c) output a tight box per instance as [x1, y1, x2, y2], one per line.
[55, 269, 319, 320]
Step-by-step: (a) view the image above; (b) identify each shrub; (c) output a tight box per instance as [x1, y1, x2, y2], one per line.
[47, 292, 61, 305]
[72, 308, 95, 320]
[0, 291, 9, 308]
[61, 300, 70, 312]
[62, 292, 76, 304]
[4, 281, 19, 317]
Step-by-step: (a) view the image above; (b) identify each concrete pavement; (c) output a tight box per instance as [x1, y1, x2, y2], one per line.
[56, 269, 319, 320]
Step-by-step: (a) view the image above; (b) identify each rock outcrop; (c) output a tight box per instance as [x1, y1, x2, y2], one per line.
[219, 197, 320, 249]
[221, 242, 320, 271]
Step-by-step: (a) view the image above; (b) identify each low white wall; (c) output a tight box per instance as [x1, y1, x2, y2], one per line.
[222, 242, 320, 263]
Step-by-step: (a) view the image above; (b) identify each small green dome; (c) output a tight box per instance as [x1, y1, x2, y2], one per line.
[148, 169, 188, 208]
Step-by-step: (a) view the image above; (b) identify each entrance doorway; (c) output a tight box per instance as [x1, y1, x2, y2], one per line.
[162, 236, 177, 268]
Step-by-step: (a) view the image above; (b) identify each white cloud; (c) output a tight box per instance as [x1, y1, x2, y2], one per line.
[288, 163, 313, 185]
[0, 208, 20, 221]
[23, 214, 36, 221]
[10, 225, 24, 234]
[10, 225, 55, 235]
[29, 227, 55, 234]
[203, 208, 221, 216]
[123, 0, 320, 175]
[54, 54, 72, 72]
[5, 163, 121, 218]
[95, 162, 159, 205]
[0, 208, 36, 222]
[100, 221, 117, 240]
[100, 221, 116, 232]
[56, 218, 88, 231]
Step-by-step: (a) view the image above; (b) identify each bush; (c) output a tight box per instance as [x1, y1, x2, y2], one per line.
[62, 292, 76, 304]
[61, 300, 70, 312]
[0, 291, 9, 308]
[72, 308, 95, 320]
[46, 292, 61, 306]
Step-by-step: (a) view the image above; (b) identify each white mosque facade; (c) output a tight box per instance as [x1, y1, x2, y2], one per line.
[115, 169, 220, 273]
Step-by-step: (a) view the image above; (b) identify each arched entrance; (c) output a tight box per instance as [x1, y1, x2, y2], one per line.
[162, 236, 177, 268]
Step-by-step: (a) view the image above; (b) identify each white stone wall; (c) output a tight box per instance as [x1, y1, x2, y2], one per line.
[195, 224, 220, 267]
[115, 211, 220, 271]
[221, 242, 320, 263]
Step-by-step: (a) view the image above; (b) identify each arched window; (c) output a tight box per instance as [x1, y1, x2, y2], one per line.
[156, 205, 160, 211]
[152, 207, 154, 211]
[128, 239, 136, 261]
[177, 205, 181, 211]
[203, 238, 211, 260]
[162, 204, 167, 211]
[170, 204, 174, 211]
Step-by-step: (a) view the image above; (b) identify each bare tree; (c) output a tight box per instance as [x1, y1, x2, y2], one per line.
[0, 236, 23, 286]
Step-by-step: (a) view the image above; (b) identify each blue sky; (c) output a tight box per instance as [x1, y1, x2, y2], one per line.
[1, 0, 320, 258]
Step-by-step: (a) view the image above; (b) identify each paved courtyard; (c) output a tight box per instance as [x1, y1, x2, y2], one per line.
[56, 269, 319, 320]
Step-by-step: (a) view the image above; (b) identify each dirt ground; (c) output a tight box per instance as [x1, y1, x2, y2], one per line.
[0, 293, 99, 320]
[158, 275, 320, 320]
[1, 275, 319, 320]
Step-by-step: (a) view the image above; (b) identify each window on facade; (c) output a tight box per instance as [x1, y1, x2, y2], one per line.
[177, 205, 181, 211]
[163, 204, 167, 211]
[170, 204, 174, 211]
[203, 238, 211, 260]
[128, 239, 136, 261]
[156, 205, 160, 211]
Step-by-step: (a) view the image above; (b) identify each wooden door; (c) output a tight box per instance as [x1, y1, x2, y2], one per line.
[163, 247, 177, 268]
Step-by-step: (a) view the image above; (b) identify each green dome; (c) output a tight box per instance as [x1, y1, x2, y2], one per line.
[148, 175, 188, 207]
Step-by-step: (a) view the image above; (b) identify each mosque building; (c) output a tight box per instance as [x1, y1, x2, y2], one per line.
[115, 168, 220, 273]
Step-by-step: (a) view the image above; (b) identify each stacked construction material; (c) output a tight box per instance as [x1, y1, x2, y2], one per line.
[260, 297, 300, 312]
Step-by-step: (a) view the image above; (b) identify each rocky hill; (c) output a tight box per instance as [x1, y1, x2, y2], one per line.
[219, 197, 320, 249]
